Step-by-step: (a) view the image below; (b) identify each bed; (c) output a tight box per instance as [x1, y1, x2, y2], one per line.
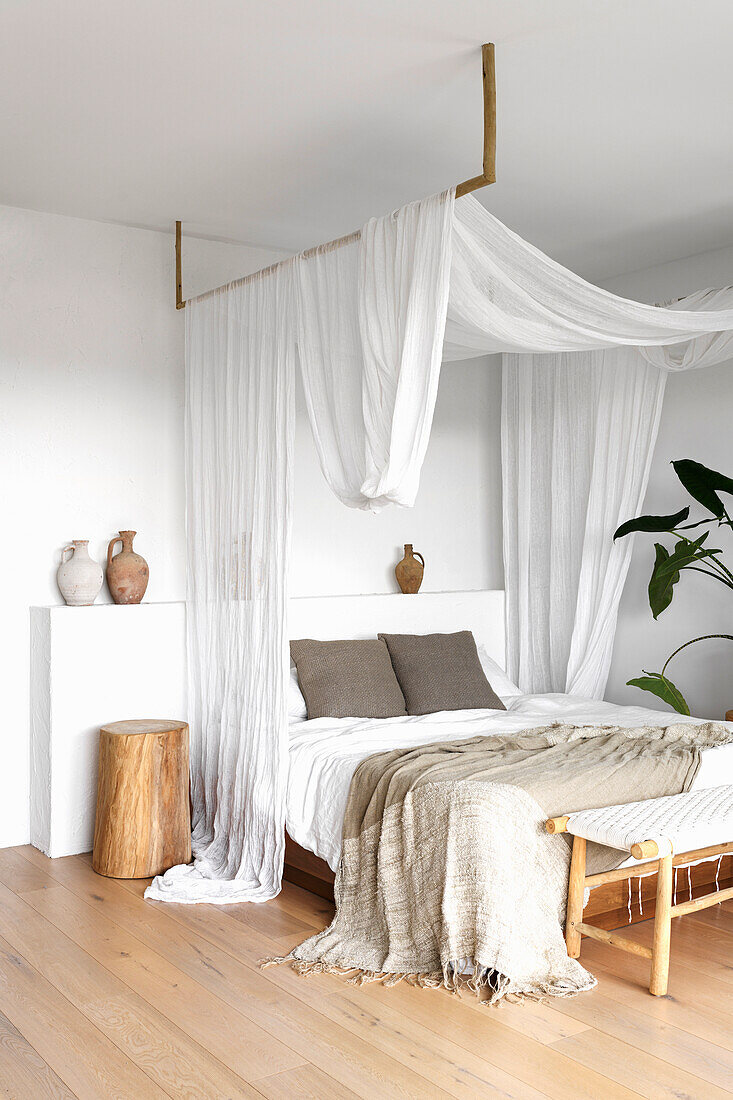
[283, 591, 733, 929]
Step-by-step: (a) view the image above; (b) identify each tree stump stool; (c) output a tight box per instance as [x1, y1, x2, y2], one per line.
[92, 719, 191, 879]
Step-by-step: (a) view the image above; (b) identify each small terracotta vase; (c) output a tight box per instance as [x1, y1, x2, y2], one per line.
[57, 540, 104, 606]
[395, 544, 425, 594]
[106, 530, 149, 605]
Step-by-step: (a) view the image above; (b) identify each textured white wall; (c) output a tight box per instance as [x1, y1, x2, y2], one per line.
[30, 603, 186, 857]
[603, 245, 733, 720]
[290, 354, 503, 597]
[0, 204, 283, 849]
[2, 202, 502, 849]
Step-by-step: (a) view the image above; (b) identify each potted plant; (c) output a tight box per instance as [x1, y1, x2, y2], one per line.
[614, 459, 733, 714]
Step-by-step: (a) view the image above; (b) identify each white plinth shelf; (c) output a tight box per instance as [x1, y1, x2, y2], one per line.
[30, 602, 186, 858]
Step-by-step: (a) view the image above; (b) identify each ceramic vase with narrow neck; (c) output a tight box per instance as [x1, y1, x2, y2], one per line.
[57, 540, 104, 606]
[395, 543, 425, 594]
[106, 530, 149, 605]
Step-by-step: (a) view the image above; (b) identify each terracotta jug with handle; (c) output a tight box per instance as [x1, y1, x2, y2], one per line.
[106, 530, 149, 605]
[395, 544, 425, 594]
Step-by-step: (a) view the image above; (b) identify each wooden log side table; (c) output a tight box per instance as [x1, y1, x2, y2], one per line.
[92, 719, 191, 879]
[726, 710, 733, 723]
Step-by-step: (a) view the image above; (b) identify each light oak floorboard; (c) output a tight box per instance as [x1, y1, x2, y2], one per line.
[551, 1028, 732, 1100]
[577, 942, 733, 1053]
[354, 980, 630, 1100]
[0, 932, 168, 1099]
[0, 883, 301, 1087]
[37, 881, 445, 1098]
[630, 912, 733, 987]
[320, 989, 547, 1100]
[255, 1064, 360, 1100]
[546, 985, 733, 1091]
[9, 846, 733, 1100]
[0, 1009, 77, 1100]
[14, 850, 452, 1099]
[686, 899, 733, 934]
[0, 876, 268, 1097]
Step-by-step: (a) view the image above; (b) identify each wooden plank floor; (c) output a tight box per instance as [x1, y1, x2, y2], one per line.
[0, 846, 730, 1099]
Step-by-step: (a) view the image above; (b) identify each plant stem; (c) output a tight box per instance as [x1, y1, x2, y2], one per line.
[684, 566, 733, 589]
[660, 634, 733, 678]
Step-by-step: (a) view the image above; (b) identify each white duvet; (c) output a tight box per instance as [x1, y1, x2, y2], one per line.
[286, 693, 733, 871]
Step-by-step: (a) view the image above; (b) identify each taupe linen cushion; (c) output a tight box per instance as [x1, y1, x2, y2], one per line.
[378, 630, 506, 715]
[290, 639, 407, 720]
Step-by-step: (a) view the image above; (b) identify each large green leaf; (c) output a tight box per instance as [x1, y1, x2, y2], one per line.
[648, 543, 680, 618]
[627, 672, 690, 715]
[613, 507, 689, 541]
[673, 459, 733, 519]
[652, 532, 720, 582]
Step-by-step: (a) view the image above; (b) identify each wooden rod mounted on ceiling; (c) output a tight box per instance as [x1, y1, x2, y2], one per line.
[455, 42, 496, 198]
[175, 42, 496, 309]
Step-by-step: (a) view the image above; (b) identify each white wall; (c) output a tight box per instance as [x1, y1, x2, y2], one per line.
[10, 195, 726, 855]
[603, 245, 733, 720]
[0, 204, 284, 849]
[290, 355, 503, 596]
[2, 202, 501, 849]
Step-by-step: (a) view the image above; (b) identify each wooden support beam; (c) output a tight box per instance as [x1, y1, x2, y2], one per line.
[650, 854, 673, 996]
[631, 839, 659, 860]
[584, 841, 733, 888]
[456, 43, 496, 197]
[575, 922, 653, 960]
[565, 836, 586, 959]
[671, 882, 733, 918]
[175, 220, 184, 310]
[545, 815, 570, 834]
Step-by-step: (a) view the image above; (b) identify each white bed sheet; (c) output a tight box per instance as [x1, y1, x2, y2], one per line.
[286, 693, 733, 871]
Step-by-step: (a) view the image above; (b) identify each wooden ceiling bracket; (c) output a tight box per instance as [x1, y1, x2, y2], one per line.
[455, 43, 496, 198]
[174, 42, 495, 309]
[176, 219, 184, 309]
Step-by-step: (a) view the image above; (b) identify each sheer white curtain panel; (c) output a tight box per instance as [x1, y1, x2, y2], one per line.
[502, 289, 733, 699]
[146, 268, 295, 904]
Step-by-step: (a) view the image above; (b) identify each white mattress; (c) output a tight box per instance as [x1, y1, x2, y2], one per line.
[285, 693, 733, 871]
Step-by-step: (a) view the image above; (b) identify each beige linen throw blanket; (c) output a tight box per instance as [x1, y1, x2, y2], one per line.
[271, 721, 732, 1004]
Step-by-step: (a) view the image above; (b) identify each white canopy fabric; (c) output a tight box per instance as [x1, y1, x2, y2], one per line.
[503, 285, 733, 699]
[296, 192, 453, 511]
[445, 196, 733, 357]
[148, 189, 733, 904]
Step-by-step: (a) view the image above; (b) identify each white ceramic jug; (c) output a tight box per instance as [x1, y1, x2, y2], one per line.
[57, 540, 103, 606]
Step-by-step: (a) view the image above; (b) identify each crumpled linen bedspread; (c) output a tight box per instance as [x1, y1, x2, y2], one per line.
[272, 721, 732, 1003]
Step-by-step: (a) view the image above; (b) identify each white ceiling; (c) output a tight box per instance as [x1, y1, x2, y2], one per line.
[2, 0, 733, 280]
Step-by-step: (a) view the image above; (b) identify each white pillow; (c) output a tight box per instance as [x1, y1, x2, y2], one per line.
[288, 661, 308, 720]
[477, 645, 522, 704]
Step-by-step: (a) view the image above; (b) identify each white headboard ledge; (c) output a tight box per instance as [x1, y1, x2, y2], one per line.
[288, 590, 506, 668]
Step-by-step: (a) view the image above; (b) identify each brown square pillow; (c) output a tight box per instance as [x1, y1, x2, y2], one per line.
[290, 638, 407, 720]
[378, 630, 506, 715]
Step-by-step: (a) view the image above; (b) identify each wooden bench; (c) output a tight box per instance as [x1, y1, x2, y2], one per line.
[547, 785, 733, 996]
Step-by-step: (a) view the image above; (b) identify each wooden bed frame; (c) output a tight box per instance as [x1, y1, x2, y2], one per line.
[283, 590, 733, 930]
[284, 833, 733, 931]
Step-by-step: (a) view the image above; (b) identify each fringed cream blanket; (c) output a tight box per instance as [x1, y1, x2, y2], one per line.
[271, 721, 732, 1004]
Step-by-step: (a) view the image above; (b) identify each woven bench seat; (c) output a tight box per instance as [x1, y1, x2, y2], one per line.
[546, 785, 733, 996]
[565, 784, 733, 859]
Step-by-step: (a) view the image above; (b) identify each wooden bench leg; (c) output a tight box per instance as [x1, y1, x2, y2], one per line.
[650, 853, 673, 996]
[565, 835, 586, 959]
